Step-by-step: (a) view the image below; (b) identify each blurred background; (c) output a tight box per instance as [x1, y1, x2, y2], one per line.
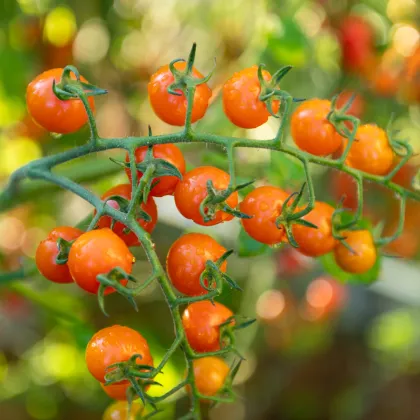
[1, 0, 420, 418]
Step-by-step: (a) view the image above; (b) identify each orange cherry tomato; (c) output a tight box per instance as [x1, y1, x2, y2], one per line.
[125, 144, 186, 197]
[167, 233, 228, 296]
[336, 90, 365, 119]
[292, 202, 337, 257]
[35, 226, 83, 284]
[97, 184, 157, 247]
[291, 99, 343, 156]
[86, 325, 153, 383]
[68, 228, 134, 294]
[182, 300, 233, 352]
[334, 230, 376, 274]
[344, 124, 394, 175]
[148, 62, 211, 126]
[190, 357, 230, 397]
[222, 65, 279, 128]
[102, 401, 143, 420]
[101, 382, 131, 401]
[174, 166, 238, 226]
[26, 68, 95, 134]
[240, 186, 289, 245]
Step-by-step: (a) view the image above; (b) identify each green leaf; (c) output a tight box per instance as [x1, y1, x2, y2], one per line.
[238, 227, 270, 257]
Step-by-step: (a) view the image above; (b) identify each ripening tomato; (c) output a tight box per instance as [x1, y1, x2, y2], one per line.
[291, 99, 343, 156]
[344, 124, 394, 175]
[68, 228, 134, 294]
[334, 230, 376, 273]
[190, 357, 230, 397]
[102, 401, 143, 420]
[182, 300, 233, 352]
[101, 382, 131, 401]
[86, 325, 153, 383]
[36, 226, 83, 284]
[148, 62, 212, 126]
[174, 166, 238, 226]
[125, 144, 186, 196]
[336, 90, 365, 119]
[292, 202, 337, 257]
[391, 159, 418, 190]
[338, 16, 375, 74]
[167, 233, 228, 296]
[330, 170, 358, 211]
[97, 184, 157, 247]
[222, 65, 280, 128]
[240, 186, 289, 245]
[26, 68, 95, 134]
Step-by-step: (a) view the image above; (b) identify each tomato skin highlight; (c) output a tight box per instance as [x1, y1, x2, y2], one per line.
[292, 202, 337, 257]
[291, 99, 343, 156]
[148, 62, 211, 126]
[240, 186, 289, 245]
[26, 68, 95, 134]
[167, 233, 228, 296]
[35, 226, 83, 284]
[174, 166, 238, 226]
[97, 184, 157, 247]
[125, 144, 186, 197]
[344, 124, 394, 175]
[86, 325, 153, 383]
[182, 300, 233, 352]
[68, 228, 134, 294]
[222, 65, 279, 129]
[102, 401, 143, 420]
[334, 230, 376, 274]
[190, 357, 230, 397]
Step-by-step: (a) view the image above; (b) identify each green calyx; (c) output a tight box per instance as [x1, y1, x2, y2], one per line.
[55, 237, 75, 265]
[167, 43, 215, 96]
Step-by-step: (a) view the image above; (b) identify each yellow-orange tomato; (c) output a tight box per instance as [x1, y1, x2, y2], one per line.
[68, 229, 134, 294]
[102, 401, 143, 420]
[148, 62, 212, 126]
[222, 65, 279, 129]
[97, 184, 157, 247]
[174, 166, 238, 226]
[291, 99, 343, 156]
[190, 357, 230, 397]
[125, 144, 186, 197]
[86, 325, 153, 383]
[240, 186, 289, 245]
[167, 233, 228, 296]
[26, 68, 95, 134]
[344, 124, 394, 175]
[35, 226, 83, 284]
[182, 300, 233, 352]
[292, 202, 337, 257]
[334, 230, 376, 274]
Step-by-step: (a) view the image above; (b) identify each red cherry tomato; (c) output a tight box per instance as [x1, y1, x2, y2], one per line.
[26, 68, 95, 134]
[148, 62, 212, 126]
[35, 226, 83, 284]
[97, 184, 157, 247]
[222, 65, 279, 128]
[190, 357, 230, 397]
[125, 144, 186, 197]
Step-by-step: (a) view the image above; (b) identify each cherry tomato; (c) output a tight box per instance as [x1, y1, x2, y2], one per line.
[291, 99, 343, 156]
[182, 300, 233, 352]
[292, 202, 337, 257]
[334, 230, 376, 274]
[391, 159, 418, 190]
[26, 68, 95, 134]
[86, 325, 153, 383]
[102, 400, 143, 420]
[240, 186, 289, 245]
[97, 184, 157, 247]
[125, 144, 186, 197]
[330, 170, 358, 211]
[36, 226, 83, 284]
[167, 233, 227, 296]
[190, 357, 229, 397]
[344, 124, 394, 175]
[101, 382, 131, 401]
[338, 16, 375, 74]
[148, 61, 211, 126]
[174, 166, 238, 226]
[222, 65, 279, 128]
[68, 228, 134, 294]
[336, 90, 364, 119]
[403, 46, 420, 102]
